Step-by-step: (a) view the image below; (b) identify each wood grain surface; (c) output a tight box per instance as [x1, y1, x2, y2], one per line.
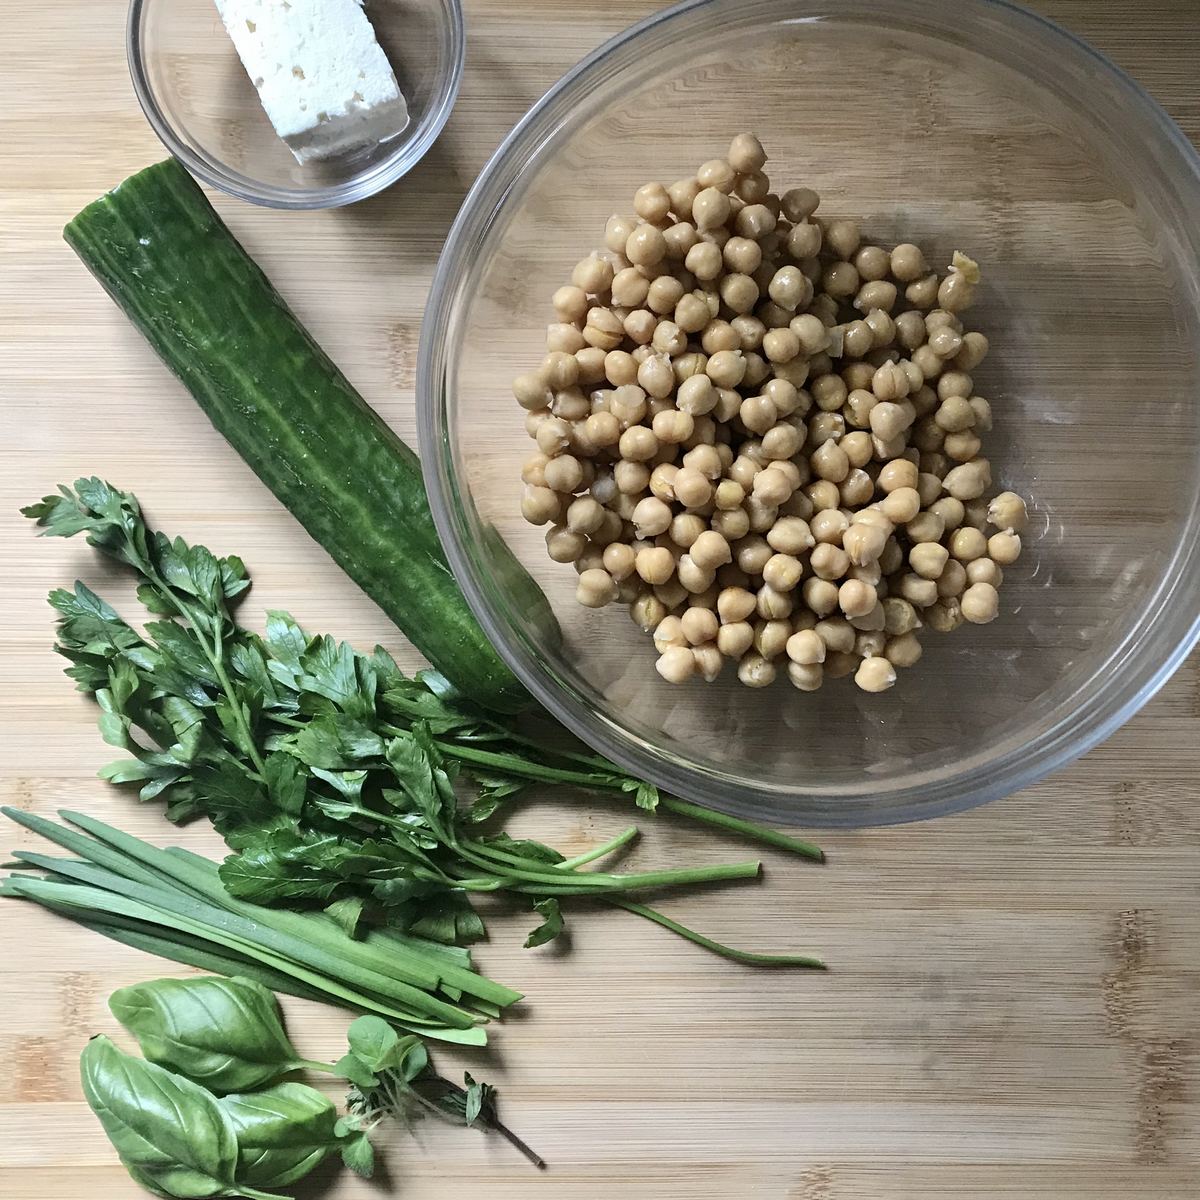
[2, 2, 1199, 1198]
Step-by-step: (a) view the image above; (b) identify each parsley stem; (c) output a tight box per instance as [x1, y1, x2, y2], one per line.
[554, 826, 639, 870]
[612, 900, 827, 969]
[418, 743, 826, 863]
[656, 797, 826, 863]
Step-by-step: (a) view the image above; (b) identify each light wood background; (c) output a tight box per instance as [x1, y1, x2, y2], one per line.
[3, 2, 1199, 1197]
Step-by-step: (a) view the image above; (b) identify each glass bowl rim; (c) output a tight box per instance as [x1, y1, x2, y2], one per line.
[417, 0, 1200, 828]
[126, 0, 466, 210]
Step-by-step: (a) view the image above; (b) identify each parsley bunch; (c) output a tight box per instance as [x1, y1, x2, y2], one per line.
[23, 479, 823, 967]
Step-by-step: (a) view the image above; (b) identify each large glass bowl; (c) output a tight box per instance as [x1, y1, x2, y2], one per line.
[418, 0, 1200, 828]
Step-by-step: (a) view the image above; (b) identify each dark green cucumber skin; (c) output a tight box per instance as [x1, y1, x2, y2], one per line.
[64, 159, 525, 713]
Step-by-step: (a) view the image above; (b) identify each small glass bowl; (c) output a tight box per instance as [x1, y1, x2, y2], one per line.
[419, 0, 1200, 828]
[128, 0, 464, 209]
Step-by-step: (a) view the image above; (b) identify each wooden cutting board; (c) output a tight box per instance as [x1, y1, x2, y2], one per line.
[2, 1, 1198, 1196]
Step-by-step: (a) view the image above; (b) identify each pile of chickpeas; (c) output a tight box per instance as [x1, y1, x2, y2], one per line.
[515, 135, 1029, 693]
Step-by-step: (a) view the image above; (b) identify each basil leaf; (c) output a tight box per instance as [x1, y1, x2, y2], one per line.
[220, 1081, 346, 1189]
[80, 1035, 242, 1198]
[109, 976, 316, 1093]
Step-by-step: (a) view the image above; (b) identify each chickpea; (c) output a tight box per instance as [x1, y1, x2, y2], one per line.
[636, 545, 675, 585]
[886, 242, 925, 282]
[842, 522, 888, 567]
[598, 542, 634, 582]
[928, 325, 963, 359]
[683, 443, 723, 479]
[629, 592, 667, 632]
[879, 537, 904, 576]
[624, 224, 667, 267]
[915, 471, 943, 508]
[584, 307, 625, 351]
[743, 351, 771, 387]
[754, 618, 791, 660]
[677, 605, 718, 647]
[735, 204, 776, 240]
[938, 271, 976, 313]
[649, 409, 691, 446]
[565, 496, 604, 535]
[687, 529, 732, 572]
[943, 460, 991, 501]
[716, 585, 756, 624]
[725, 132, 766, 174]
[756, 552, 799, 592]
[877, 486, 919, 525]
[966, 558, 1003, 587]
[855, 655, 896, 693]
[576, 568, 618, 609]
[822, 261, 860, 299]
[746, 496, 780, 533]
[761, 327, 801, 364]
[782, 661, 821, 691]
[925, 598, 963, 633]
[988, 531, 1022, 565]
[672, 466, 712, 509]
[630, 496, 671, 538]
[543, 454, 583, 494]
[713, 506, 752, 542]
[611, 267, 650, 308]
[653, 614, 687, 651]
[655, 578, 689, 610]
[927, 496, 963, 532]
[718, 272, 758, 314]
[855, 279, 898, 314]
[883, 632, 922, 668]
[961, 581, 1000, 624]
[817, 218, 856, 259]
[937, 370, 973, 400]
[868, 402, 912, 442]
[656, 644, 696, 683]
[811, 508, 850, 546]
[521, 485, 561, 526]
[546, 524, 586, 563]
[605, 214, 636, 254]
[810, 440, 849, 484]
[737, 653, 776, 687]
[802, 576, 839, 617]
[637, 354, 676, 399]
[717, 621, 755, 658]
[691, 186, 731, 232]
[905, 273, 939, 309]
[937, 559, 967, 598]
[898, 573, 938, 607]
[840, 468, 874, 507]
[807, 542, 847, 581]
[954, 331, 990, 372]
[542, 350, 581, 391]
[766, 265, 807, 311]
[949, 526, 987, 563]
[987, 491, 1028, 533]
[670, 513, 707, 549]
[907, 512, 944, 549]
[839, 577, 877, 618]
[909, 543, 949, 582]
[614, 461, 649, 497]
[572, 254, 615, 295]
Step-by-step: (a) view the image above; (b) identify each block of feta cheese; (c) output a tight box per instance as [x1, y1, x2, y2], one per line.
[213, 0, 409, 164]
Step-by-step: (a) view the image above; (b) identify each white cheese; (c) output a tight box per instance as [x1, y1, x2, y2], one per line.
[213, 0, 409, 164]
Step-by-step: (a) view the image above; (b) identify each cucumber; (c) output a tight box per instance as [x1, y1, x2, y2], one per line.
[64, 159, 526, 713]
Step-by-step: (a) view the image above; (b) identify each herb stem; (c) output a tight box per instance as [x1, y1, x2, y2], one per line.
[657, 797, 826, 863]
[555, 826, 639, 870]
[612, 900, 827, 969]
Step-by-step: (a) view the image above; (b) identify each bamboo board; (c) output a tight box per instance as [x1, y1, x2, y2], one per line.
[2, 1, 1199, 1196]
